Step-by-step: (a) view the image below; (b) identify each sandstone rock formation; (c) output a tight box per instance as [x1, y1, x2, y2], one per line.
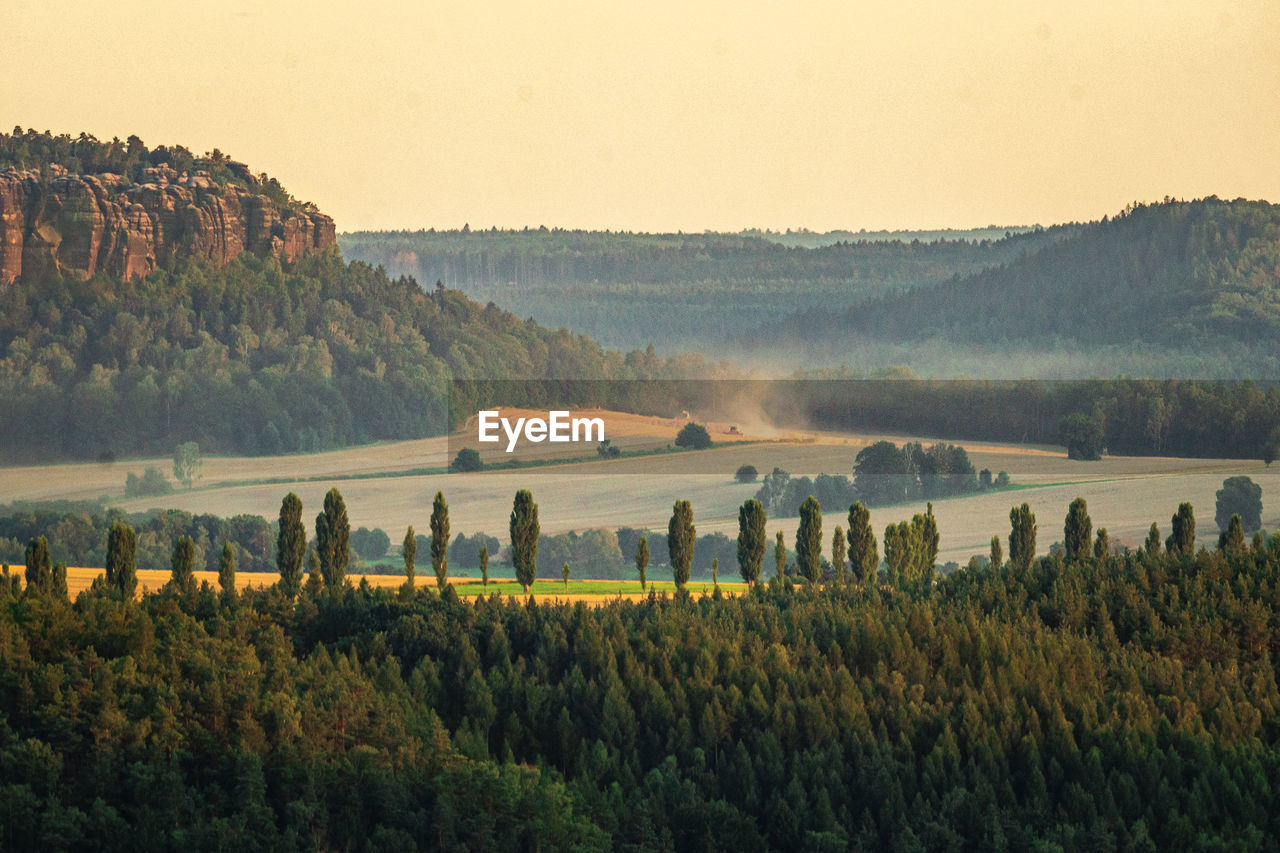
[0, 163, 335, 284]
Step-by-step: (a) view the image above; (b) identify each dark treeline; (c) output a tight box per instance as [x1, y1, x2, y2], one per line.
[0, 250, 729, 463]
[784, 378, 1280, 460]
[2, 513, 1279, 849]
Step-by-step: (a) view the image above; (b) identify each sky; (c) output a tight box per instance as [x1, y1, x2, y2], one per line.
[6, 0, 1279, 233]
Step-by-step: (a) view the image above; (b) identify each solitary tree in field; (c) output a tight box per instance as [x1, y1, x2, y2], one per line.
[402, 526, 417, 588]
[1145, 522, 1161, 557]
[170, 536, 196, 594]
[737, 499, 766, 586]
[1169, 502, 1195, 556]
[712, 557, 719, 588]
[1064, 498, 1092, 563]
[847, 502, 878, 584]
[431, 491, 451, 588]
[316, 487, 350, 588]
[173, 441, 202, 489]
[562, 561, 570, 589]
[775, 531, 786, 579]
[831, 526, 847, 586]
[1008, 503, 1037, 571]
[796, 496, 823, 583]
[989, 535, 1003, 570]
[218, 542, 236, 601]
[479, 545, 489, 588]
[735, 465, 758, 483]
[1093, 528, 1110, 561]
[1216, 476, 1262, 534]
[277, 493, 306, 597]
[675, 422, 713, 450]
[106, 522, 138, 599]
[668, 500, 695, 591]
[510, 489, 540, 593]
[24, 537, 51, 595]
[636, 536, 649, 590]
[1059, 413, 1103, 460]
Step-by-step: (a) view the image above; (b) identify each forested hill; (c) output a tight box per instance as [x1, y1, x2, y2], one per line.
[817, 197, 1280, 350]
[338, 227, 1072, 352]
[0, 249, 720, 462]
[0, 130, 737, 462]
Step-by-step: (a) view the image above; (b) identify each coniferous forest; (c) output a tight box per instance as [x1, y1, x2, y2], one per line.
[2, 505, 1278, 850]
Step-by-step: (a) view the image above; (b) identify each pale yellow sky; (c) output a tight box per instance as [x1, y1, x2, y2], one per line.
[6, 0, 1279, 232]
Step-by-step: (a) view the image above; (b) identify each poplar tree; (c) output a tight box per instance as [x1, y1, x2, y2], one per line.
[1094, 528, 1110, 560]
[106, 522, 138, 599]
[510, 489, 540, 593]
[479, 545, 489, 588]
[1169, 502, 1195, 556]
[989, 535, 1003, 570]
[847, 502, 879, 584]
[170, 535, 196, 594]
[1008, 503, 1037, 571]
[831, 526, 847, 586]
[1064, 498, 1092, 563]
[775, 531, 787, 579]
[430, 491, 450, 587]
[736, 499, 766, 586]
[636, 537, 649, 590]
[276, 493, 306, 597]
[24, 537, 51, 594]
[1145, 523, 1161, 557]
[316, 487, 350, 588]
[668, 500, 695, 590]
[795, 496, 823, 582]
[403, 525, 417, 588]
[218, 542, 236, 600]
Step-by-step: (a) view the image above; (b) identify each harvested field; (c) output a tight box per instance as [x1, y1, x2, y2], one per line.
[10, 412, 1278, 572]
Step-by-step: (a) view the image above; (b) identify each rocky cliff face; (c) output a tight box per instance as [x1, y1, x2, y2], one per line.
[0, 163, 335, 284]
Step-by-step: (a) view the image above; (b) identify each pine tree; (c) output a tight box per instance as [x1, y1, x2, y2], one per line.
[1008, 503, 1037, 570]
[305, 550, 323, 596]
[430, 491, 450, 588]
[1093, 527, 1110, 560]
[170, 536, 195, 594]
[276, 492, 306, 597]
[105, 522, 137, 599]
[1219, 514, 1245, 555]
[737, 499, 766, 586]
[1145, 522, 1161, 557]
[510, 489, 540, 593]
[218, 542, 236, 600]
[831, 526, 847, 586]
[403, 525, 417, 588]
[316, 487, 350, 588]
[847, 502, 879, 584]
[636, 537, 649, 590]
[795, 496, 823, 583]
[668, 500, 695, 590]
[1064, 497, 1092, 563]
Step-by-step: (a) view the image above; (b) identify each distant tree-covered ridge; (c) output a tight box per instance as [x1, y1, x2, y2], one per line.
[803, 196, 1280, 354]
[338, 225, 1073, 352]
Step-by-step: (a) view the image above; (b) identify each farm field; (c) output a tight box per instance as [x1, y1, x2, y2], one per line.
[59, 566, 738, 602]
[8, 410, 1277, 569]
